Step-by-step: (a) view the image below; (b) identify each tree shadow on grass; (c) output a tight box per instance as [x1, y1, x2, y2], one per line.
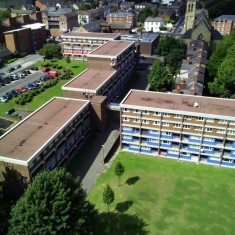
[95, 212, 148, 235]
[126, 176, 140, 185]
[115, 201, 133, 213]
[71, 65, 79, 68]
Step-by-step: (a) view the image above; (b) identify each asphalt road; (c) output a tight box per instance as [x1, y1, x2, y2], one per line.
[0, 54, 44, 97]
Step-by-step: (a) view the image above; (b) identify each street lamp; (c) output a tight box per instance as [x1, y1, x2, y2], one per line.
[101, 145, 105, 171]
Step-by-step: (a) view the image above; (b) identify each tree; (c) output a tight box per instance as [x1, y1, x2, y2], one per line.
[0, 165, 27, 235]
[138, 7, 152, 24]
[103, 185, 114, 213]
[38, 43, 62, 59]
[0, 9, 11, 20]
[207, 30, 235, 78]
[65, 55, 71, 64]
[115, 162, 125, 186]
[148, 60, 174, 92]
[8, 169, 97, 235]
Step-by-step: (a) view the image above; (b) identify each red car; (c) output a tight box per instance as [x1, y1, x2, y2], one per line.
[42, 67, 50, 72]
[15, 87, 27, 93]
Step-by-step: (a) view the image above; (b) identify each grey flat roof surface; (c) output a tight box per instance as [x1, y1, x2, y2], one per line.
[121, 90, 235, 117]
[62, 32, 120, 39]
[64, 69, 116, 91]
[89, 40, 133, 57]
[0, 98, 89, 162]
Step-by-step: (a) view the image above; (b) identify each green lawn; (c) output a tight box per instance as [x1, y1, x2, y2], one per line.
[0, 60, 88, 117]
[35, 58, 88, 75]
[88, 152, 235, 235]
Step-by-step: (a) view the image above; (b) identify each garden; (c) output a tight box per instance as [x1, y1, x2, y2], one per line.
[88, 152, 235, 235]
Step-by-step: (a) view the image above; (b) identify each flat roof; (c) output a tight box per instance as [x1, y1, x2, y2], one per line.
[61, 32, 120, 39]
[63, 69, 116, 92]
[22, 23, 45, 29]
[88, 40, 134, 58]
[0, 97, 89, 163]
[120, 90, 235, 119]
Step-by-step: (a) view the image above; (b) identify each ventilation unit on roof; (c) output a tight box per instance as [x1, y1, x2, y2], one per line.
[193, 102, 200, 108]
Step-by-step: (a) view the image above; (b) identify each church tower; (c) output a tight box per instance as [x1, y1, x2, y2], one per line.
[183, 0, 197, 33]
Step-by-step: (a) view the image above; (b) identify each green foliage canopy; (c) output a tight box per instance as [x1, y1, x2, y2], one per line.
[0, 10, 11, 20]
[138, 7, 158, 24]
[115, 162, 124, 186]
[38, 43, 62, 59]
[148, 60, 174, 92]
[8, 169, 97, 235]
[103, 185, 114, 212]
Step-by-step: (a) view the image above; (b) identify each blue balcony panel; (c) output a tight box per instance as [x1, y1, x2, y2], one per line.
[203, 149, 214, 154]
[167, 151, 179, 158]
[129, 146, 140, 152]
[161, 134, 173, 139]
[188, 137, 201, 143]
[147, 141, 159, 146]
[187, 147, 200, 153]
[141, 149, 152, 154]
[180, 154, 191, 160]
[122, 137, 133, 142]
[221, 160, 234, 166]
[161, 143, 172, 148]
[203, 140, 215, 146]
[122, 128, 133, 134]
[207, 157, 220, 164]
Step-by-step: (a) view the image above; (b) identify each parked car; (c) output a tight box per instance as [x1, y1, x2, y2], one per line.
[5, 93, 13, 100]
[40, 74, 51, 81]
[10, 74, 18, 80]
[23, 69, 31, 75]
[15, 87, 27, 93]
[43, 67, 50, 72]
[0, 79, 5, 86]
[8, 90, 19, 97]
[5, 108, 18, 117]
[33, 80, 43, 86]
[14, 64, 22, 70]
[17, 73, 25, 79]
[30, 67, 38, 71]
[0, 96, 8, 103]
[3, 77, 11, 84]
[27, 83, 37, 89]
[48, 70, 59, 77]
[7, 67, 15, 73]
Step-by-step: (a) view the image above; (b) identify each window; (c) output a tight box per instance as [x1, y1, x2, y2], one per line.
[174, 114, 182, 119]
[141, 146, 150, 150]
[216, 129, 225, 133]
[161, 140, 170, 144]
[163, 113, 170, 117]
[195, 126, 203, 131]
[153, 121, 160, 125]
[142, 110, 149, 115]
[228, 130, 235, 135]
[153, 112, 161, 116]
[203, 146, 213, 150]
[133, 118, 140, 123]
[204, 137, 214, 141]
[150, 130, 159, 134]
[162, 132, 171, 136]
[123, 108, 129, 112]
[190, 136, 201, 140]
[123, 135, 132, 139]
[141, 119, 149, 124]
[230, 121, 235, 125]
[149, 138, 158, 142]
[218, 120, 227, 124]
[190, 144, 200, 149]
[183, 125, 190, 129]
[196, 116, 204, 121]
[162, 122, 169, 127]
[123, 126, 131, 130]
[134, 109, 141, 113]
[205, 128, 212, 132]
[207, 118, 214, 122]
[173, 123, 181, 128]
[184, 115, 192, 120]
[123, 117, 129, 121]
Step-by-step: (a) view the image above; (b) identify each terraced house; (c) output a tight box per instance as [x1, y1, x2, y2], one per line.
[120, 90, 235, 168]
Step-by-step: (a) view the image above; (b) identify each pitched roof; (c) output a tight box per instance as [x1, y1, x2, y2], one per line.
[110, 23, 132, 30]
[145, 16, 164, 23]
[214, 15, 235, 22]
[193, 9, 211, 31]
[80, 19, 106, 32]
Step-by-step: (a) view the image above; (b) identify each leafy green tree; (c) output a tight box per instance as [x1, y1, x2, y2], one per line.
[103, 185, 114, 213]
[148, 60, 174, 92]
[0, 165, 27, 235]
[207, 30, 235, 78]
[115, 162, 125, 186]
[65, 55, 71, 63]
[0, 9, 11, 20]
[8, 169, 97, 235]
[38, 43, 62, 59]
[138, 7, 152, 23]
[165, 48, 186, 75]
[207, 0, 235, 18]
[208, 45, 235, 98]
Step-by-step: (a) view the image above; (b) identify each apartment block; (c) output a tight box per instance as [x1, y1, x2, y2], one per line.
[0, 97, 91, 181]
[4, 23, 46, 55]
[61, 32, 120, 60]
[120, 90, 235, 168]
[62, 40, 136, 103]
[213, 15, 235, 35]
[106, 12, 136, 28]
[173, 40, 208, 95]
